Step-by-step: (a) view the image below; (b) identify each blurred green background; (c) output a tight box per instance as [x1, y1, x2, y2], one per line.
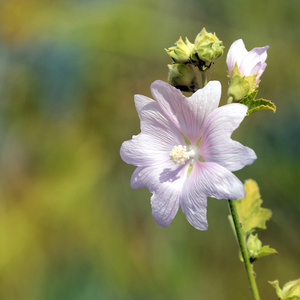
[0, 0, 299, 299]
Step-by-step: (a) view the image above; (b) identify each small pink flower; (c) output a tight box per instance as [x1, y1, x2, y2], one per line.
[226, 39, 269, 84]
[120, 81, 256, 230]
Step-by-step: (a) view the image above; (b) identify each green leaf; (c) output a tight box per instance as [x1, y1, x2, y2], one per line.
[256, 245, 278, 259]
[240, 90, 257, 104]
[235, 179, 272, 236]
[240, 91, 276, 115]
[247, 98, 276, 115]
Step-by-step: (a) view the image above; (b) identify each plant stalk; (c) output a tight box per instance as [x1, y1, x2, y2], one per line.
[201, 72, 207, 87]
[228, 200, 260, 300]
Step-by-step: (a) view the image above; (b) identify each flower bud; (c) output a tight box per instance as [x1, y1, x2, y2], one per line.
[227, 39, 269, 102]
[190, 28, 224, 68]
[167, 63, 198, 92]
[269, 279, 300, 300]
[165, 37, 194, 64]
[246, 234, 262, 260]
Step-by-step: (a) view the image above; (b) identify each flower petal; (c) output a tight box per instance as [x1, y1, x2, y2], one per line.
[130, 166, 147, 189]
[134, 94, 155, 116]
[120, 95, 185, 167]
[190, 161, 245, 199]
[151, 80, 221, 144]
[180, 175, 208, 230]
[120, 134, 168, 166]
[180, 161, 245, 230]
[151, 179, 184, 227]
[134, 94, 185, 145]
[131, 162, 188, 227]
[130, 161, 186, 191]
[226, 39, 248, 75]
[239, 45, 269, 79]
[200, 103, 256, 172]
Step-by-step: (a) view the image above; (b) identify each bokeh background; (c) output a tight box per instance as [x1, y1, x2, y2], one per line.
[0, 0, 299, 299]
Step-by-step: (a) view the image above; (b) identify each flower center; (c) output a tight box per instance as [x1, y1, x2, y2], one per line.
[169, 145, 196, 165]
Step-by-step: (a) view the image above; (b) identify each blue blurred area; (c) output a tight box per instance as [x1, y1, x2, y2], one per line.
[1, 40, 83, 113]
[0, 0, 299, 299]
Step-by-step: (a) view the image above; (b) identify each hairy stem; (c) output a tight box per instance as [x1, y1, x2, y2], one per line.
[228, 200, 260, 300]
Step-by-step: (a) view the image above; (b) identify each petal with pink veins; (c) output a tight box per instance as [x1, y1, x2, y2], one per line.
[130, 161, 186, 191]
[200, 103, 257, 172]
[131, 162, 188, 227]
[180, 161, 245, 230]
[120, 97, 185, 167]
[134, 95, 185, 145]
[227, 39, 269, 84]
[239, 46, 269, 81]
[151, 80, 221, 144]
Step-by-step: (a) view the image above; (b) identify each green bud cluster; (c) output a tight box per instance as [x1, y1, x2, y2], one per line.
[165, 37, 194, 64]
[167, 64, 199, 92]
[191, 28, 224, 68]
[165, 28, 224, 91]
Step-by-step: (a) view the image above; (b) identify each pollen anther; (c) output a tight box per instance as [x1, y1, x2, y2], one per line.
[170, 145, 195, 165]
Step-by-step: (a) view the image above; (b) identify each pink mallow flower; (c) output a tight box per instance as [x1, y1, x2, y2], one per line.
[120, 80, 256, 230]
[226, 39, 269, 84]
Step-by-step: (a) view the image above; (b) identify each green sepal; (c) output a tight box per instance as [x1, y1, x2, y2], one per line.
[240, 91, 276, 115]
[197, 137, 202, 147]
[183, 134, 191, 145]
[234, 179, 272, 236]
[187, 163, 193, 176]
[269, 279, 300, 300]
[269, 280, 284, 299]
[165, 37, 194, 64]
[256, 245, 278, 259]
[167, 63, 199, 92]
[228, 74, 250, 101]
[227, 63, 257, 102]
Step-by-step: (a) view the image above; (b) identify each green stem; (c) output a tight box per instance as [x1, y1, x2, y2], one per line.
[228, 200, 260, 300]
[201, 72, 207, 87]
